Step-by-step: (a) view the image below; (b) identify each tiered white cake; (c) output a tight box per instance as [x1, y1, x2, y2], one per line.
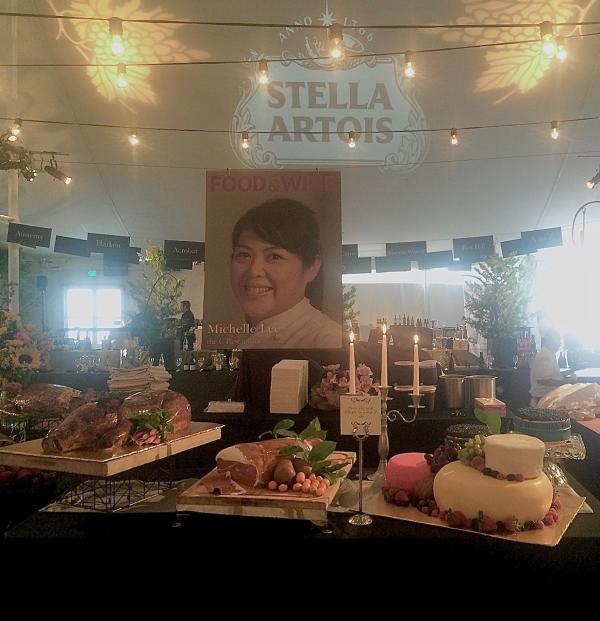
[433, 434, 553, 523]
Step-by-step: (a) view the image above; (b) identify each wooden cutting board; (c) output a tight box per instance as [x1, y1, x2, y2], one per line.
[0, 422, 223, 477]
[177, 451, 355, 523]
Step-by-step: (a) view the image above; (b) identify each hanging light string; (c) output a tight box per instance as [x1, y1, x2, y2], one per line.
[3, 10, 600, 30]
[1, 113, 598, 137]
[0, 33, 594, 67]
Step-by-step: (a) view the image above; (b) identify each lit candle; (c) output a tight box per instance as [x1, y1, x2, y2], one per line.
[349, 331, 356, 394]
[413, 334, 420, 395]
[381, 323, 388, 387]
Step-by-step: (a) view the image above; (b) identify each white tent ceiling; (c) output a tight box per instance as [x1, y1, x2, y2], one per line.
[1, 0, 600, 251]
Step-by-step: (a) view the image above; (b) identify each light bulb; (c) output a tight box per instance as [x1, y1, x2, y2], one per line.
[7, 134, 17, 142]
[347, 130, 356, 148]
[540, 21, 556, 58]
[64, 175, 72, 185]
[258, 59, 269, 85]
[116, 63, 128, 88]
[586, 171, 600, 188]
[129, 130, 139, 146]
[109, 17, 125, 57]
[451, 128, 458, 145]
[556, 36, 567, 61]
[329, 23, 343, 59]
[241, 130, 250, 149]
[404, 52, 415, 78]
[10, 118, 21, 138]
[551, 121, 559, 140]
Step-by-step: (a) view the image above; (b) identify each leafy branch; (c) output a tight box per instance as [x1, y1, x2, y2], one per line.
[127, 407, 174, 442]
[272, 417, 350, 482]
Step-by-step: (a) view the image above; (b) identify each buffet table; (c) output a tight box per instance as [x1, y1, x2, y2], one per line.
[2, 471, 598, 579]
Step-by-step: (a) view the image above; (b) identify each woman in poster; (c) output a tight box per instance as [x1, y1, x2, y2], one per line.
[230, 198, 342, 348]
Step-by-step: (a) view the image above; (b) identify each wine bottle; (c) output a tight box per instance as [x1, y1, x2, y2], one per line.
[448, 352, 456, 372]
[479, 352, 486, 368]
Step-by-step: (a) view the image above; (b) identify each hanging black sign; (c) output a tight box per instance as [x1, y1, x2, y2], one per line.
[417, 251, 454, 270]
[375, 256, 411, 273]
[103, 253, 129, 277]
[342, 244, 359, 262]
[88, 233, 130, 255]
[164, 240, 205, 262]
[165, 258, 194, 271]
[7, 223, 52, 248]
[452, 235, 495, 260]
[128, 247, 142, 264]
[520, 227, 563, 250]
[54, 235, 91, 257]
[501, 238, 531, 258]
[342, 257, 372, 274]
[386, 241, 427, 259]
[449, 258, 473, 271]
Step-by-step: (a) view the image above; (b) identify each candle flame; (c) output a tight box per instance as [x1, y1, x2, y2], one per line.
[349, 331, 355, 343]
[382, 323, 387, 334]
[414, 335, 419, 344]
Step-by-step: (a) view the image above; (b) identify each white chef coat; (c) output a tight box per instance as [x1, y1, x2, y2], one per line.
[240, 298, 342, 349]
[530, 346, 562, 402]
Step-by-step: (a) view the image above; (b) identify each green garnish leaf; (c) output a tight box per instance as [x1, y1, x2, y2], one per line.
[274, 429, 297, 438]
[127, 407, 174, 443]
[308, 440, 337, 463]
[273, 419, 295, 436]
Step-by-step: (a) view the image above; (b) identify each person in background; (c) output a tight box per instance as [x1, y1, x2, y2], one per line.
[178, 300, 196, 349]
[529, 328, 574, 406]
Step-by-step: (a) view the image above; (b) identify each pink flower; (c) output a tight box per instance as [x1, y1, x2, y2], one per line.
[5, 382, 21, 396]
[356, 364, 373, 378]
[15, 330, 31, 344]
[337, 377, 349, 389]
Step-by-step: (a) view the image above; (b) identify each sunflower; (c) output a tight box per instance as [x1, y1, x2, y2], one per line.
[14, 345, 41, 370]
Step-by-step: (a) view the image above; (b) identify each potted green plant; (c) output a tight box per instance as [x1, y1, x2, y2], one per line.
[464, 254, 535, 368]
[128, 247, 185, 366]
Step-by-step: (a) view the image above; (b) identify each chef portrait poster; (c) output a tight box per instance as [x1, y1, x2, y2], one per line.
[203, 170, 342, 349]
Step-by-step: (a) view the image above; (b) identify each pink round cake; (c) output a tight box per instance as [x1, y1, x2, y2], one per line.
[386, 452, 431, 493]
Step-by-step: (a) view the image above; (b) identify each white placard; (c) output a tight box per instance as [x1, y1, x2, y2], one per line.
[340, 394, 381, 436]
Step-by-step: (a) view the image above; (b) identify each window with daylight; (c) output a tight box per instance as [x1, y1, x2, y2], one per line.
[64, 287, 124, 345]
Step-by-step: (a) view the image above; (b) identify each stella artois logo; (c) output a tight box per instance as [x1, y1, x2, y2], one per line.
[231, 3, 429, 170]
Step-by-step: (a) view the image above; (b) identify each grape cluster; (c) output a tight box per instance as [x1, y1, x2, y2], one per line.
[424, 442, 459, 474]
[458, 434, 485, 466]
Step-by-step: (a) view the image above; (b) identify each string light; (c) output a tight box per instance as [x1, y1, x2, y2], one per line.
[329, 23, 344, 59]
[258, 58, 269, 84]
[241, 130, 249, 149]
[8, 118, 22, 141]
[556, 36, 567, 61]
[347, 130, 357, 148]
[539, 21, 556, 58]
[109, 17, 125, 57]
[450, 127, 458, 145]
[587, 170, 600, 189]
[404, 51, 415, 78]
[128, 130, 139, 146]
[116, 63, 128, 88]
[551, 121, 559, 140]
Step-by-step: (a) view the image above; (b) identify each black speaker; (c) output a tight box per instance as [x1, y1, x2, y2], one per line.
[36, 275, 48, 291]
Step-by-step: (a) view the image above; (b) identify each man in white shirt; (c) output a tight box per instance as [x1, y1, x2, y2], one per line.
[530, 329, 573, 406]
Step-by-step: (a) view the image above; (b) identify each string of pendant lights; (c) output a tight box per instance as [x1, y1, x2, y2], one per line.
[1, 18, 596, 185]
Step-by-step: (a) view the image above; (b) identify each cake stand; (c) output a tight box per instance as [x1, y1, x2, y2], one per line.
[543, 434, 586, 488]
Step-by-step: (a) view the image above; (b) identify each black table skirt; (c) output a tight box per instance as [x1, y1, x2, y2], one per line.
[2, 474, 599, 580]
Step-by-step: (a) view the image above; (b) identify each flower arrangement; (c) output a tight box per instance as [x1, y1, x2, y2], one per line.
[310, 363, 376, 410]
[0, 311, 51, 389]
